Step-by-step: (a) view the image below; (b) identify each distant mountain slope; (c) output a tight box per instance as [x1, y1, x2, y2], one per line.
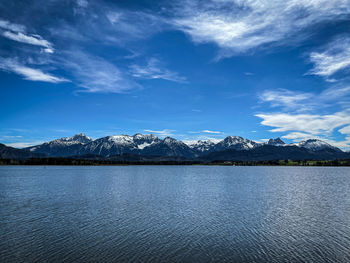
[22, 133, 347, 161]
[78, 134, 162, 156]
[202, 145, 349, 162]
[141, 137, 195, 158]
[186, 139, 219, 155]
[0, 143, 45, 159]
[214, 136, 258, 151]
[27, 133, 93, 157]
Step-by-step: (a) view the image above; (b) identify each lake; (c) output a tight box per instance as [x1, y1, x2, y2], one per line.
[1, 166, 350, 262]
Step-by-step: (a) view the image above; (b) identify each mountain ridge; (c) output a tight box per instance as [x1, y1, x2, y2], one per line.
[1, 133, 348, 161]
[23, 133, 347, 160]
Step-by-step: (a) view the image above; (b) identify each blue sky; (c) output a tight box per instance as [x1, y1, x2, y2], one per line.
[1, 0, 350, 149]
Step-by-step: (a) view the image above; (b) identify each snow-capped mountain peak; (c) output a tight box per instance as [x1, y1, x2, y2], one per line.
[163, 137, 179, 144]
[108, 135, 134, 144]
[47, 133, 93, 146]
[133, 133, 157, 140]
[295, 139, 341, 152]
[25, 133, 345, 158]
[26, 133, 93, 155]
[69, 133, 93, 144]
[218, 136, 258, 150]
[266, 138, 285, 146]
[186, 139, 220, 152]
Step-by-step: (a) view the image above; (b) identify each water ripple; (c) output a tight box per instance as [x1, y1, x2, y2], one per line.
[1, 166, 350, 262]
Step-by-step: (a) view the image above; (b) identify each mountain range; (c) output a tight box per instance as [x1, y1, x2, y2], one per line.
[1, 133, 349, 161]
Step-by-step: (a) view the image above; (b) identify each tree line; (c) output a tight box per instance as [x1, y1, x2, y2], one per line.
[1, 158, 350, 166]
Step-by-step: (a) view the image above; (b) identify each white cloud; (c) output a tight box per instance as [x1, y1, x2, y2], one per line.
[201, 130, 222, 134]
[260, 89, 313, 110]
[307, 36, 350, 78]
[143, 129, 175, 137]
[2, 31, 53, 51]
[0, 19, 54, 53]
[5, 141, 45, 148]
[282, 132, 318, 141]
[256, 83, 350, 149]
[77, 0, 88, 8]
[319, 85, 350, 101]
[171, 0, 350, 55]
[43, 48, 54, 54]
[74, 0, 89, 15]
[0, 58, 68, 83]
[256, 111, 350, 149]
[256, 111, 350, 135]
[60, 51, 139, 93]
[0, 135, 22, 139]
[130, 58, 186, 83]
[106, 10, 165, 40]
[0, 19, 25, 32]
[260, 85, 350, 112]
[339, 125, 350, 135]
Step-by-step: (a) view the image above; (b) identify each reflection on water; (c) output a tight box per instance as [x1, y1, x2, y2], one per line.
[1, 166, 350, 262]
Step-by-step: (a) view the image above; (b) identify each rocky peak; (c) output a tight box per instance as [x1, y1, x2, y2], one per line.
[267, 138, 285, 146]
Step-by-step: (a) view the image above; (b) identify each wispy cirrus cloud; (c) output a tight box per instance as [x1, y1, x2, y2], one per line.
[0, 18, 54, 53]
[188, 130, 223, 134]
[103, 9, 166, 43]
[0, 19, 141, 92]
[259, 89, 313, 111]
[307, 36, 350, 79]
[143, 129, 175, 137]
[202, 130, 222, 134]
[2, 31, 54, 53]
[171, 0, 350, 56]
[74, 0, 88, 14]
[59, 50, 139, 93]
[130, 58, 186, 83]
[260, 85, 350, 112]
[0, 17, 140, 92]
[0, 19, 25, 32]
[0, 58, 67, 83]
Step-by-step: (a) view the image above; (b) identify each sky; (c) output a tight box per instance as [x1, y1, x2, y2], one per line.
[1, 0, 350, 150]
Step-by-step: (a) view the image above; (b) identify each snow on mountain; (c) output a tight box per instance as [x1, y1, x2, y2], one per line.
[27, 133, 93, 156]
[266, 138, 286, 146]
[80, 135, 137, 155]
[139, 136, 195, 158]
[133, 134, 160, 149]
[108, 135, 134, 144]
[137, 142, 152, 150]
[58, 133, 92, 144]
[25, 133, 344, 158]
[214, 136, 258, 151]
[185, 139, 220, 152]
[30, 133, 92, 150]
[294, 139, 341, 152]
[79, 134, 166, 156]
